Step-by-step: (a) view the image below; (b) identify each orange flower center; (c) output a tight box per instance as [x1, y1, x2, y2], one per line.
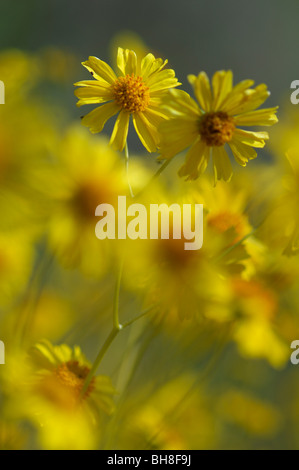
[72, 179, 116, 221]
[199, 111, 235, 146]
[208, 211, 247, 240]
[55, 360, 95, 399]
[113, 74, 150, 113]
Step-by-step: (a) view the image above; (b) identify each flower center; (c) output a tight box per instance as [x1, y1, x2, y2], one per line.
[113, 74, 150, 113]
[55, 360, 95, 399]
[199, 111, 235, 146]
[72, 179, 116, 221]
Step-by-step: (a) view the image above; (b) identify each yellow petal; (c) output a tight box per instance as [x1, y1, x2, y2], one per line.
[233, 128, 269, 148]
[147, 102, 171, 120]
[110, 110, 130, 151]
[147, 70, 179, 93]
[158, 116, 199, 158]
[234, 107, 279, 126]
[81, 102, 119, 133]
[74, 86, 114, 107]
[229, 139, 257, 166]
[158, 133, 198, 160]
[159, 116, 199, 142]
[178, 138, 209, 180]
[188, 72, 212, 112]
[162, 89, 201, 117]
[227, 84, 270, 115]
[141, 54, 167, 79]
[212, 70, 233, 111]
[212, 146, 233, 184]
[221, 79, 255, 112]
[146, 68, 174, 86]
[143, 107, 167, 129]
[132, 112, 158, 152]
[73, 79, 111, 89]
[116, 48, 137, 76]
[82, 56, 117, 84]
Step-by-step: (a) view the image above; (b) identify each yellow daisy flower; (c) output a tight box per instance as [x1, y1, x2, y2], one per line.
[29, 340, 116, 415]
[158, 71, 278, 183]
[74, 47, 180, 152]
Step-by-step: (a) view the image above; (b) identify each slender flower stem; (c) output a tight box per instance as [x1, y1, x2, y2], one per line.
[125, 142, 134, 198]
[214, 217, 266, 263]
[113, 260, 124, 330]
[122, 304, 158, 328]
[81, 304, 157, 397]
[151, 157, 174, 181]
[81, 327, 119, 397]
[135, 157, 174, 198]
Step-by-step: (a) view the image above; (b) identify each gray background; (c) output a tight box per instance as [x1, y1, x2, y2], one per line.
[1, 0, 298, 105]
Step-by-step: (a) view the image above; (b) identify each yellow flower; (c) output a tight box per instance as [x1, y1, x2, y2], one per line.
[47, 125, 127, 277]
[5, 340, 116, 449]
[0, 422, 26, 450]
[218, 389, 281, 437]
[158, 71, 278, 183]
[29, 340, 116, 415]
[74, 47, 180, 152]
[0, 231, 34, 307]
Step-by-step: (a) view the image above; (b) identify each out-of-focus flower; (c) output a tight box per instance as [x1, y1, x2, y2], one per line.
[109, 31, 150, 70]
[3, 340, 116, 450]
[74, 47, 180, 152]
[230, 268, 291, 368]
[158, 71, 278, 183]
[121, 190, 231, 322]
[0, 422, 26, 450]
[47, 125, 127, 277]
[116, 375, 217, 450]
[258, 147, 299, 255]
[39, 47, 79, 83]
[0, 231, 34, 307]
[0, 49, 40, 100]
[29, 340, 115, 414]
[0, 78, 59, 233]
[217, 389, 281, 437]
[188, 178, 254, 276]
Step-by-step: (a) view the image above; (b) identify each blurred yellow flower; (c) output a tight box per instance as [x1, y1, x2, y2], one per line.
[218, 389, 281, 437]
[159, 71, 278, 183]
[47, 125, 127, 277]
[121, 199, 231, 322]
[0, 422, 26, 450]
[4, 340, 116, 449]
[29, 340, 116, 414]
[74, 47, 180, 152]
[259, 147, 299, 255]
[109, 31, 150, 69]
[0, 231, 34, 306]
[0, 49, 40, 100]
[117, 375, 216, 450]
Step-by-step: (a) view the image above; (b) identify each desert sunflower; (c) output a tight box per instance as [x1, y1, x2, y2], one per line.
[74, 47, 180, 152]
[158, 71, 278, 183]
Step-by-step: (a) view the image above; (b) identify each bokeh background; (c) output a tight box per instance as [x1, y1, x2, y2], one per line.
[1, 0, 299, 450]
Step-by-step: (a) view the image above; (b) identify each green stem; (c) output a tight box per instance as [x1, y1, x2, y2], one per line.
[151, 158, 174, 180]
[81, 304, 157, 397]
[81, 327, 119, 397]
[214, 216, 268, 263]
[122, 304, 157, 328]
[113, 260, 124, 330]
[135, 157, 174, 198]
[125, 142, 134, 198]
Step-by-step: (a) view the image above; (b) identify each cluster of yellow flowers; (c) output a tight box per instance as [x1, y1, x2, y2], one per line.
[0, 38, 299, 450]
